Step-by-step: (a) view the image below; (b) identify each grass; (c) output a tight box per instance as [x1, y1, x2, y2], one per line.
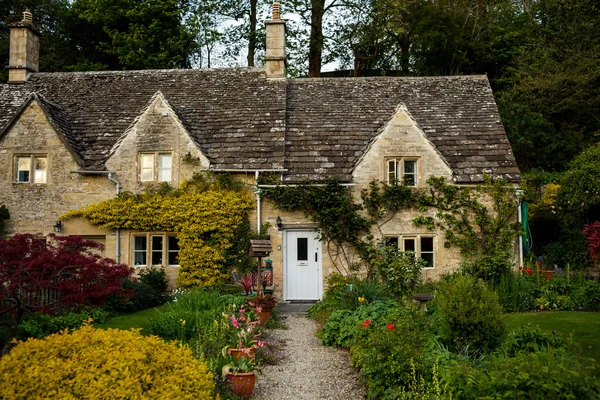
[95, 304, 171, 334]
[504, 311, 600, 362]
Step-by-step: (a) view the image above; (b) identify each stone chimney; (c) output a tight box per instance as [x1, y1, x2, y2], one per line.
[264, 2, 286, 78]
[7, 9, 40, 83]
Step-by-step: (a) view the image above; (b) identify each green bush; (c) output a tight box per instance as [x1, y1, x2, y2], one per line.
[499, 324, 569, 357]
[18, 308, 108, 339]
[350, 306, 433, 398]
[371, 245, 425, 299]
[318, 301, 394, 348]
[460, 252, 512, 283]
[434, 274, 506, 353]
[441, 348, 599, 399]
[138, 265, 169, 294]
[573, 279, 600, 311]
[493, 272, 537, 312]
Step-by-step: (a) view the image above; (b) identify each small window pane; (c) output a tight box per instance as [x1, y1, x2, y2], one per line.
[404, 238, 416, 252]
[34, 157, 47, 183]
[134, 236, 147, 266]
[17, 156, 31, 182]
[158, 154, 172, 182]
[297, 238, 308, 261]
[421, 237, 434, 252]
[168, 236, 179, 266]
[385, 237, 399, 248]
[140, 154, 154, 181]
[151, 236, 163, 265]
[404, 160, 416, 173]
[421, 253, 434, 268]
[388, 160, 397, 183]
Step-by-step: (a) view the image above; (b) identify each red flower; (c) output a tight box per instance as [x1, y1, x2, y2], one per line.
[361, 319, 372, 328]
[387, 324, 394, 330]
[519, 266, 523, 271]
[526, 268, 533, 275]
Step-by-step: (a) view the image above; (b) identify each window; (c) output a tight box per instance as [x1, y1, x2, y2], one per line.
[385, 235, 435, 268]
[133, 234, 179, 266]
[387, 158, 418, 187]
[15, 155, 47, 183]
[139, 153, 172, 182]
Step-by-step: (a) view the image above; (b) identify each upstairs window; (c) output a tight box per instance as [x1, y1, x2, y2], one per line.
[15, 155, 47, 183]
[139, 152, 172, 182]
[387, 158, 418, 187]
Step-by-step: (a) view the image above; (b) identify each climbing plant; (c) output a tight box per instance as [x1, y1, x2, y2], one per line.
[62, 173, 254, 288]
[262, 176, 521, 280]
[0, 204, 9, 235]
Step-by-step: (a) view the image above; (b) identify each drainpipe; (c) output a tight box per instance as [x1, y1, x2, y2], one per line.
[516, 188, 524, 270]
[256, 171, 261, 234]
[108, 173, 122, 263]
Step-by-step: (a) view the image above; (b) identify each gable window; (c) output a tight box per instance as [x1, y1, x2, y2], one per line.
[387, 158, 418, 187]
[15, 155, 47, 183]
[133, 234, 179, 267]
[385, 235, 435, 269]
[139, 152, 172, 182]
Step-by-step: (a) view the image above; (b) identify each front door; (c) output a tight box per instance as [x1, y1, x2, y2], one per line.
[284, 230, 322, 300]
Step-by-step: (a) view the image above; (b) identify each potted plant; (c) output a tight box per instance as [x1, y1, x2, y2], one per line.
[244, 294, 278, 326]
[223, 324, 264, 361]
[221, 351, 259, 397]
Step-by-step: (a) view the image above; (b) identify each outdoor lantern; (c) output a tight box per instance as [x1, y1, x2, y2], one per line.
[53, 220, 62, 232]
[276, 216, 283, 230]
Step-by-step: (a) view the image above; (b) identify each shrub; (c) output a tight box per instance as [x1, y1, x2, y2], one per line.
[573, 279, 600, 311]
[18, 308, 108, 339]
[441, 348, 599, 399]
[0, 325, 215, 399]
[106, 278, 165, 312]
[460, 252, 512, 283]
[493, 272, 537, 312]
[318, 301, 393, 348]
[371, 245, 425, 299]
[138, 265, 169, 294]
[499, 324, 569, 357]
[349, 306, 433, 398]
[434, 274, 506, 353]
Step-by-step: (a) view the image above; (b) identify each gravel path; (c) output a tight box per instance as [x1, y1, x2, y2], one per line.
[253, 315, 366, 400]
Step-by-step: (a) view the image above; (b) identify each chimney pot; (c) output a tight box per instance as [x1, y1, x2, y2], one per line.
[272, 2, 281, 20]
[22, 9, 33, 23]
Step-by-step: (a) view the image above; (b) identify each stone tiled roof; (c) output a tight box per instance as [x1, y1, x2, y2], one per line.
[0, 69, 520, 182]
[285, 76, 520, 183]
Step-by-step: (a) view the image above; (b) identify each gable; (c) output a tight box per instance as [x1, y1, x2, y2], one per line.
[352, 104, 453, 186]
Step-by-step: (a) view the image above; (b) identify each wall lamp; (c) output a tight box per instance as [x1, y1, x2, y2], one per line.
[53, 220, 62, 233]
[276, 216, 283, 231]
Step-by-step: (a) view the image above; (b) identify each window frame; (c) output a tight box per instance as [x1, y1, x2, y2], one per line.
[14, 154, 48, 184]
[386, 157, 420, 187]
[385, 234, 435, 269]
[132, 233, 179, 267]
[139, 152, 173, 183]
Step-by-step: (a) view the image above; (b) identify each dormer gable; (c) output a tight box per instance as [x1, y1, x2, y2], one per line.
[105, 91, 210, 188]
[352, 104, 452, 188]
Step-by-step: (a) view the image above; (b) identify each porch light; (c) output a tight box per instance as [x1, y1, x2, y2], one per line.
[276, 216, 283, 230]
[53, 220, 62, 233]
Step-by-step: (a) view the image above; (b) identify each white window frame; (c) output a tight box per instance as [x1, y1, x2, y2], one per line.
[15, 155, 47, 184]
[386, 157, 419, 187]
[139, 152, 173, 183]
[132, 233, 179, 267]
[386, 235, 435, 269]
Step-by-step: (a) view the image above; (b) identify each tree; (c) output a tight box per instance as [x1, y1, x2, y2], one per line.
[0, 234, 133, 355]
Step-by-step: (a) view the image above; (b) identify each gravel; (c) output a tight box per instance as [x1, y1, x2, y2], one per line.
[253, 315, 366, 400]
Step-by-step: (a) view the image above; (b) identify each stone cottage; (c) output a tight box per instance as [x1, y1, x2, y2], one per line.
[0, 7, 520, 299]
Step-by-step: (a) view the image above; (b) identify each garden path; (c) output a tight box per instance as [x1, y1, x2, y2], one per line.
[253, 314, 366, 400]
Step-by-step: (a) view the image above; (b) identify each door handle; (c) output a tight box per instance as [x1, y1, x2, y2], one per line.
[315, 252, 318, 262]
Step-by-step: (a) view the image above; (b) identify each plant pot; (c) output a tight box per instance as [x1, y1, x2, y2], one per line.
[229, 347, 256, 361]
[226, 371, 256, 397]
[263, 289, 274, 295]
[256, 310, 272, 326]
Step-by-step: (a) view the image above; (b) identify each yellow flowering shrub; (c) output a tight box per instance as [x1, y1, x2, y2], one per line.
[62, 178, 253, 288]
[0, 325, 215, 399]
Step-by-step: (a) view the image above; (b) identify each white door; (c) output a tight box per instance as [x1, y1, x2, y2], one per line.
[284, 230, 322, 300]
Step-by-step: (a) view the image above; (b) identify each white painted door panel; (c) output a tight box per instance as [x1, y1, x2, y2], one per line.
[285, 230, 322, 300]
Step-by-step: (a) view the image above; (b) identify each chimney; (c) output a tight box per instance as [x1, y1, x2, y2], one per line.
[7, 9, 40, 83]
[264, 2, 286, 78]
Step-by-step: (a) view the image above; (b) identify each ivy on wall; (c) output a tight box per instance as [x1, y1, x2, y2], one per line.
[0, 205, 9, 235]
[62, 174, 254, 288]
[262, 176, 521, 280]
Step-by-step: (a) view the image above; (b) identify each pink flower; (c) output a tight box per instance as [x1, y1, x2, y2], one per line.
[255, 306, 263, 313]
[257, 340, 265, 348]
[387, 324, 394, 330]
[230, 315, 239, 328]
[361, 320, 372, 328]
[232, 304, 236, 310]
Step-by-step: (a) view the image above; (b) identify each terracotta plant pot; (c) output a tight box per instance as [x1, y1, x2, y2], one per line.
[229, 347, 256, 361]
[256, 310, 272, 326]
[226, 371, 256, 397]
